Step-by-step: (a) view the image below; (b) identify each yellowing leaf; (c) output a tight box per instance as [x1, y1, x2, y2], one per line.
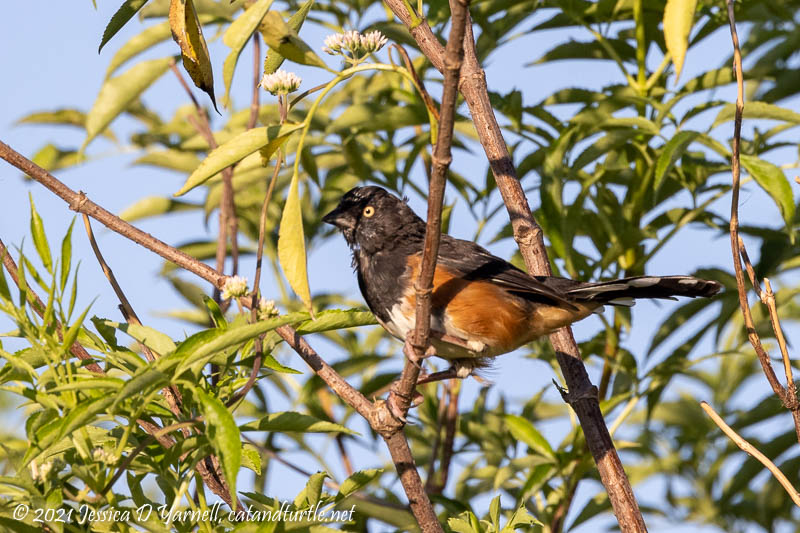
[222, 0, 274, 106]
[663, 0, 698, 81]
[278, 174, 313, 314]
[263, 0, 315, 75]
[260, 12, 328, 70]
[83, 57, 172, 152]
[174, 123, 301, 195]
[169, 0, 218, 111]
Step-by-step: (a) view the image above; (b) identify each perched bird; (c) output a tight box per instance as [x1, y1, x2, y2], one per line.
[323, 186, 721, 378]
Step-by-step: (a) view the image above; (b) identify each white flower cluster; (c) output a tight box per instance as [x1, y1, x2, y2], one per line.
[221, 275, 249, 300]
[323, 30, 388, 60]
[259, 69, 302, 96]
[257, 298, 279, 320]
[92, 448, 116, 465]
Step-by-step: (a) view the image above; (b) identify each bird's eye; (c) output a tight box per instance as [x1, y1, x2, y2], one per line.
[363, 206, 375, 217]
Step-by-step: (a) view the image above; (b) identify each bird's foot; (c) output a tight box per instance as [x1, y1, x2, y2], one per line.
[387, 387, 423, 423]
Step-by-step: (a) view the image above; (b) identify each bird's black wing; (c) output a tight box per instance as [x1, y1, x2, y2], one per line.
[436, 236, 578, 310]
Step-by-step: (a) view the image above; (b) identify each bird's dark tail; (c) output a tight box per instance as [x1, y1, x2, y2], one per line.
[565, 275, 721, 306]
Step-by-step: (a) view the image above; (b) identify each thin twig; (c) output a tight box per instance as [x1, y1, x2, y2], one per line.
[437, 379, 459, 491]
[764, 278, 796, 404]
[737, 236, 765, 302]
[169, 61, 240, 295]
[724, 0, 800, 441]
[701, 401, 800, 507]
[390, 44, 439, 122]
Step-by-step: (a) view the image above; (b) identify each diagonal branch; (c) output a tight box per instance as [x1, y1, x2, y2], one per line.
[380, 2, 647, 530]
[0, 140, 225, 289]
[701, 401, 800, 507]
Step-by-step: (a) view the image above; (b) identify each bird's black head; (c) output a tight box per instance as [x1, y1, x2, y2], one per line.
[322, 186, 424, 254]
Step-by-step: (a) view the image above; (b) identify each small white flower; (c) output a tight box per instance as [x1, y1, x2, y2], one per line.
[92, 448, 115, 465]
[259, 69, 302, 96]
[31, 460, 54, 483]
[360, 30, 388, 54]
[323, 30, 360, 55]
[323, 29, 387, 59]
[257, 298, 279, 320]
[221, 275, 249, 300]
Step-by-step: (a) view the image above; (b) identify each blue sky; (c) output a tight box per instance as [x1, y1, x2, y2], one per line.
[1, 2, 798, 532]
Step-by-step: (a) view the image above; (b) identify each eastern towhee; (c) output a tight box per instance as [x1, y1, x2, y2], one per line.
[323, 186, 721, 379]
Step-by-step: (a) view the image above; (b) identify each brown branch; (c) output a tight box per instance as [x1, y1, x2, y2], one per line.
[0, 141, 225, 289]
[381, 1, 647, 530]
[389, 0, 470, 428]
[724, 0, 800, 441]
[701, 401, 800, 507]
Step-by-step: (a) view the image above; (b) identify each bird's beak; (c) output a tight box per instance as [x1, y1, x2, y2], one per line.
[322, 206, 356, 230]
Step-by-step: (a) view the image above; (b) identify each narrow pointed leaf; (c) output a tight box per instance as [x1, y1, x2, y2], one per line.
[197, 389, 240, 507]
[263, 0, 315, 75]
[740, 154, 796, 231]
[29, 194, 52, 274]
[505, 414, 555, 459]
[83, 57, 172, 151]
[654, 130, 699, 189]
[278, 174, 313, 313]
[222, 0, 274, 105]
[169, 0, 218, 110]
[260, 12, 327, 69]
[98, 0, 150, 52]
[175, 124, 301, 195]
[663, 0, 698, 81]
[240, 411, 357, 434]
[59, 218, 75, 292]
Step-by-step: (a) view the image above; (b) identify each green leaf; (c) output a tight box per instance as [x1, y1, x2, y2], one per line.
[712, 101, 800, 129]
[171, 313, 304, 375]
[197, 389, 240, 507]
[654, 130, 700, 190]
[278, 173, 313, 313]
[489, 495, 501, 531]
[175, 124, 301, 195]
[242, 443, 262, 475]
[260, 11, 327, 70]
[59, 218, 75, 292]
[106, 21, 170, 77]
[222, 0, 274, 105]
[663, 0, 698, 81]
[304, 471, 327, 507]
[98, 0, 150, 52]
[263, 0, 315, 75]
[111, 368, 170, 412]
[504, 414, 555, 459]
[169, 0, 218, 111]
[293, 309, 376, 334]
[28, 194, 52, 274]
[119, 196, 199, 222]
[101, 320, 177, 356]
[740, 154, 796, 231]
[83, 57, 172, 151]
[337, 469, 382, 500]
[240, 411, 357, 434]
[261, 354, 301, 374]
